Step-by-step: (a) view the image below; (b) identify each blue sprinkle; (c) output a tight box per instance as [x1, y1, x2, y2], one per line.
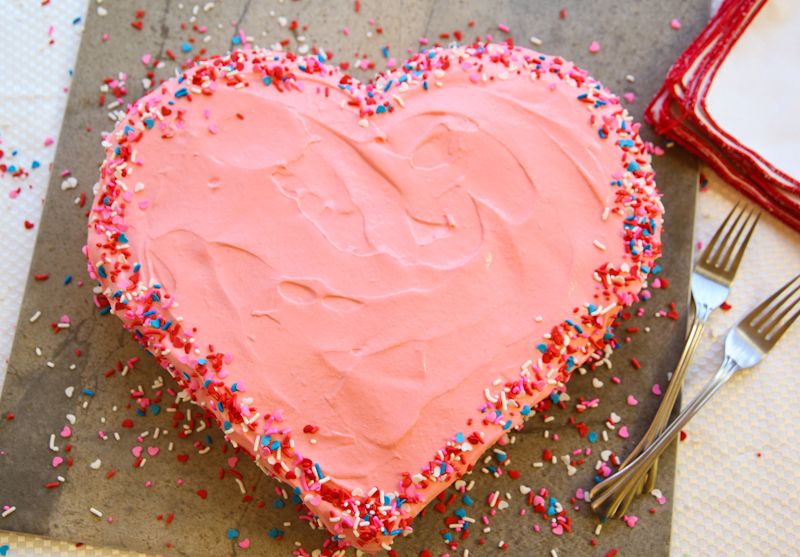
[550, 392, 561, 404]
[7, 165, 16, 173]
[521, 405, 531, 416]
[566, 319, 584, 334]
[376, 104, 387, 114]
[398, 75, 408, 83]
[162, 320, 172, 331]
[217, 402, 225, 412]
[231, 383, 239, 392]
[588, 304, 597, 314]
[627, 161, 641, 172]
[652, 264, 662, 274]
[0, 545, 8, 556]
[598, 128, 607, 139]
[268, 528, 283, 539]
[136, 408, 145, 417]
[487, 465, 497, 474]
[151, 404, 161, 416]
[31, 160, 41, 169]
[150, 319, 161, 328]
[381, 46, 389, 58]
[227, 528, 239, 539]
[82, 388, 95, 397]
[618, 139, 635, 148]
[144, 118, 154, 129]
[133, 263, 141, 273]
[423, 80, 428, 90]
[566, 356, 574, 370]
[455, 508, 467, 518]
[153, 283, 161, 289]
[440, 462, 447, 474]
[273, 498, 285, 509]
[537, 343, 547, 353]
[641, 265, 651, 274]
[261, 75, 272, 86]
[443, 532, 453, 542]
[383, 80, 393, 92]
[72, 16, 82, 25]
[587, 431, 598, 443]
[231, 35, 242, 45]
[197, 358, 207, 365]
[174, 87, 188, 98]
[462, 494, 474, 506]
[63, 275, 73, 285]
[502, 420, 513, 430]
[223, 420, 232, 431]
[143, 310, 156, 317]
[97, 265, 107, 278]
[117, 233, 129, 244]
[454, 432, 464, 443]
[151, 292, 160, 302]
[182, 371, 190, 381]
[269, 440, 281, 451]
[495, 452, 507, 462]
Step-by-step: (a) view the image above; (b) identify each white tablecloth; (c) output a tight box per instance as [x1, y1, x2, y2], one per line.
[1, 1, 798, 555]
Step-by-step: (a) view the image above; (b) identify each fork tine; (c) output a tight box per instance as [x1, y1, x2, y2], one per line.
[750, 274, 800, 331]
[700, 201, 740, 266]
[717, 209, 760, 272]
[762, 278, 800, 339]
[767, 307, 800, 343]
[709, 205, 746, 268]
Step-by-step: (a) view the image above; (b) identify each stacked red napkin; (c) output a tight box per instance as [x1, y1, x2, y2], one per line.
[647, 0, 800, 231]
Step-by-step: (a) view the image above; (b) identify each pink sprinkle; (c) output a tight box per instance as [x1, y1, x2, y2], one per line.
[131, 446, 143, 458]
[52, 456, 64, 468]
[147, 447, 160, 457]
[9, 188, 21, 199]
[141, 54, 151, 65]
[498, 23, 510, 33]
[101, 33, 109, 42]
[59, 425, 71, 438]
[618, 426, 630, 439]
[238, 539, 250, 549]
[533, 524, 541, 533]
[418, 37, 429, 45]
[552, 524, 564, 536]
[469, 73, 480, 84]
[228, 457, 239, 469]
[43, 137, 55, 147]
[588, 41, 601, 53]
[623, 515, 639, 528]
[627, 395, 639, 406]
[652, 383, 662, 396]
[671, 18, 682, 30]
[623, 92, 636, 103]
[341, 26, 349, 36]
[145, 480, 152, 487]
[208, 123, 219, 135]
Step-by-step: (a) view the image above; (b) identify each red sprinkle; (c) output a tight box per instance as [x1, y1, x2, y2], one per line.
[630, 357, 641, 370]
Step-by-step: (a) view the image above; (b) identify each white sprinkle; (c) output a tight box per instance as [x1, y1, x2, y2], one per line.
[89, 507, 103, 517]
[61, 177, 78, 191]
[97, 6, 108, 17]
[35, 347, 43, 357]
[29, 310, 42, 323]
[625, 74, 636, 83]
[593, 240, 607, 251]
[592, 378, 604, 389]
[1, 506, 17, 518]
[551, 550, 559, 557]
[49, 434, 59, 452]
[529, 36, 543, 46]
[595, 523, 603, 535]
[65, 414, 76, 425]
[89, 459, 102, 470]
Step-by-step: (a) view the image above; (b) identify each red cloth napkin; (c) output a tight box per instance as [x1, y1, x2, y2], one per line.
[646, 0, 800, 231]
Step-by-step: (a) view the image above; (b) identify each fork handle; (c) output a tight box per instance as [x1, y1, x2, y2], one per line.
[594, 355, 740, 504]
[622, 308, 710, 466]
[590, 307, 710, 501]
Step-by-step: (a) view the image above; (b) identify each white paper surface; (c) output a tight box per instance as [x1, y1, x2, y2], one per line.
[705, 0, 800, 180]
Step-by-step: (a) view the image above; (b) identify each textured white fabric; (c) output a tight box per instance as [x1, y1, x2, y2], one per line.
[1, 1, 798, 556]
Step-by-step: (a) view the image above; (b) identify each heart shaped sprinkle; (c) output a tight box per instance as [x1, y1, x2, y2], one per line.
[87, 42, 661, 551]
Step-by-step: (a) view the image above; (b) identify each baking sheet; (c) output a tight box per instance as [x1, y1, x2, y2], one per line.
[0, 1, 708, 555]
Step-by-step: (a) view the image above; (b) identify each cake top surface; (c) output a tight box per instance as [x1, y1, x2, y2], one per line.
[88, 42, 661, 551]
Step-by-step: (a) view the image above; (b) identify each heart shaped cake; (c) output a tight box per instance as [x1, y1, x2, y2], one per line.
[86, 42, 662, 552]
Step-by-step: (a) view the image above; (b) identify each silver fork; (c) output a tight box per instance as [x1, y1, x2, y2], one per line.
[589, 203, 760, 516]
[590, 273, 800, 517]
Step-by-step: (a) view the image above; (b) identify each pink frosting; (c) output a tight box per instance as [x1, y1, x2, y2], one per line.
[87, 44, 662, 552]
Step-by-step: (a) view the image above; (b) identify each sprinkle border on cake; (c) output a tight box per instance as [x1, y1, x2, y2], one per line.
[86, 41, 663, 552]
